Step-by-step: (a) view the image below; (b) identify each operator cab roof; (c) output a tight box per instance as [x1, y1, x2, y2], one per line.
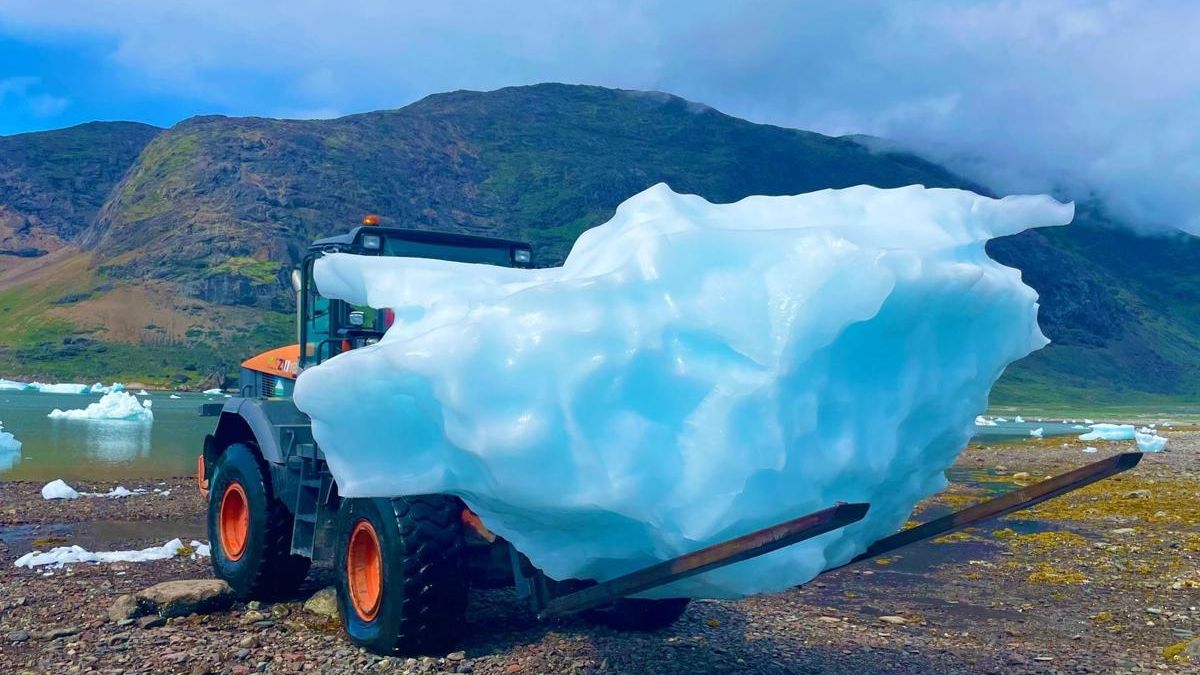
[309, 225, 534, 268]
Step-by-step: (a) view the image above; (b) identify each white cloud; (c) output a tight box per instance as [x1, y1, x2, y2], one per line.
[0, 0, 1196, 233]
[0, 75, 69, 118]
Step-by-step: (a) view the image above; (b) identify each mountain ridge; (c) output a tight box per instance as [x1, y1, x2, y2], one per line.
[0, 83, 1196, 402]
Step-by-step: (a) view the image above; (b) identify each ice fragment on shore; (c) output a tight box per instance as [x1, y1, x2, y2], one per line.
[14, 538, 210, 569]
[41, 479, 80, 500]
[40, 479, 146, 500]
[1134, 431, 1167, 453]
[1029, 427, 1044, 438]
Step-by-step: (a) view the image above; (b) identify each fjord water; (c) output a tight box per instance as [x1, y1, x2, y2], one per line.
[0, 390, 214, 481]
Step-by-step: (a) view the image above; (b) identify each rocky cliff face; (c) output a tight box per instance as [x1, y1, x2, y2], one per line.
[1, 84, 1197, 400]
[0, 121, 160, 256]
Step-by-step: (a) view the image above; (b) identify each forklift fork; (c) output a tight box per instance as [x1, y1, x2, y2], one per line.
[541, 452, 1143, 617]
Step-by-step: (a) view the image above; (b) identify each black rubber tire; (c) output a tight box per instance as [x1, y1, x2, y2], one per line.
[582, 597, 690, 632]
[335, 496, 468, 655]
[207, 443, 311, 600]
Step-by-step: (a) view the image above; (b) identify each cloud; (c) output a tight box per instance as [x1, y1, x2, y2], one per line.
[0, 1, 1196, 233]
[0, 76, 69, 118]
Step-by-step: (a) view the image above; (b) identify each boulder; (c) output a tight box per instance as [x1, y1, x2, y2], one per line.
[109, 594, 140, 623]
[302, 586, 339, 620]
[135, 579, 234, 618]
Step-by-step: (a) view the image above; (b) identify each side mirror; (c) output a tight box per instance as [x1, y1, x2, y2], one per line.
[290, 268, 302, 294]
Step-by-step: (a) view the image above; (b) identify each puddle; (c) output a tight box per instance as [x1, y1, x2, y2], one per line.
[0, 516, 206, 553]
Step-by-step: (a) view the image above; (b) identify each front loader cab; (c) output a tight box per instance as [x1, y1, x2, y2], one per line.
[237, 216, 533, 398]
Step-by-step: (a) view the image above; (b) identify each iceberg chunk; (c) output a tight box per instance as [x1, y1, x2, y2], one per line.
[41, 479, 80, 500]
[29, 382, 91, 394]
[294, 184, 1072, 598]
[48, 391, 154, 422]
[1078, 423, 1135, 442]
[1013, 415, 1024, 424]
[1029, 427, 1044, 438]
[1134, 431, 1167, 453]
[0, 421, 20, 454]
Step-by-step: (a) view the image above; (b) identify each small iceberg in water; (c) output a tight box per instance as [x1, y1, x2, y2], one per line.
[48, 391, 153, 422]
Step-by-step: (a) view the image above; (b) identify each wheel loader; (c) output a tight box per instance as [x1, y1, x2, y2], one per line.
[199, 215, 1143, 655]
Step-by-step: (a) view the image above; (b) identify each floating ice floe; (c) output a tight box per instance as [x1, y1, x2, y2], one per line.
[88, 382, 126, 394]
[0, 420, 20, 454]
[294, 183, 1072, 598]
[1078, 423, 1136, 442]
[1135, 431, 1168, 453]
[994, 417, 1008, 423]
[1013, 415, 1024, 424]
[0, 378, 29, 391]
[136, 389, 150, 396]
[169, 394, 182, 399]
[1029, 427, 1044, 438]
[14, 538, 210, 569]
[202, 388, 223, 395]
[974, 416, 998, 427]
[1084, 419, 1095, 425]
[29, 382, 90, 394]
[48, 391, 153, 422]
[0, 421, 20, 471]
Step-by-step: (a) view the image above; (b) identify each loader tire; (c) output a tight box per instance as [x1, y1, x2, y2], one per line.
[208, 443, 311, 599]
[583, 597, 690, 632]
[335, 496, 468, 655]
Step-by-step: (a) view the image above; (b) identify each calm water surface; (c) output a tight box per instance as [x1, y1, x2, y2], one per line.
[1, 387, 1195, 482]
[0, 390, 217, 481]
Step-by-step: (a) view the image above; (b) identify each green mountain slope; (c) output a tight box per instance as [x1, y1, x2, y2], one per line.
[0, 121, 161, 255]
[0, 84, 1196, 401]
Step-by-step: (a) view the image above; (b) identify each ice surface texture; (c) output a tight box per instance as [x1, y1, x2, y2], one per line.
[48, 391, 153, 422]
[294, 184, 1072, 598]
[1078, 423, 1135, 442]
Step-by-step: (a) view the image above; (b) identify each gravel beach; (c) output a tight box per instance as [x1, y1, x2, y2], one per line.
[1, 432, 1197, 674]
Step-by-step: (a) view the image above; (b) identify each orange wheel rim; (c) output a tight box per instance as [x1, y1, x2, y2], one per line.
[218, 483, 250, 561]
[347, 519, 383, 622]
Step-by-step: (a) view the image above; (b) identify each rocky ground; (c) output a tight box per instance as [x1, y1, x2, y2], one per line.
[1, 431, 1198, 674]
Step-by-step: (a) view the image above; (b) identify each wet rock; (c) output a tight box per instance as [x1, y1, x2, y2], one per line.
[109, 594, 140, 623]
[879, 616, 907, 625]
[303, 587, 339, 619]
[239, 609, 268, 625]
[136, 579, 234, 618]
[1109, 527, 1137, 537]
[137, 615, 166, 629]
[1184, 638, 1200, 662]
[6, 629, 30, 643]
[448, 651, 466, 661]
[1011, 472, 1030, 480]
[1124, 489, 1152, 499]
[40, 626, 80, 640]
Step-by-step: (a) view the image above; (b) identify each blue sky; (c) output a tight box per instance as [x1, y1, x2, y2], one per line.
[1, 1, 1197, 234]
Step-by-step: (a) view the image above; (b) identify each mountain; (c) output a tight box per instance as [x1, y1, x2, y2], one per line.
[0, 83, 1196, 402]
[0, 121, 160, 255]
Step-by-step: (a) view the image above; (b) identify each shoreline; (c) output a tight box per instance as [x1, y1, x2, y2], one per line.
[1, 434, 1196, 672]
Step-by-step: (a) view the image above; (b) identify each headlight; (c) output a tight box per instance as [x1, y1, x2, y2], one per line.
[513, 247, 532, 264]
[361, 234, 382, 250]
